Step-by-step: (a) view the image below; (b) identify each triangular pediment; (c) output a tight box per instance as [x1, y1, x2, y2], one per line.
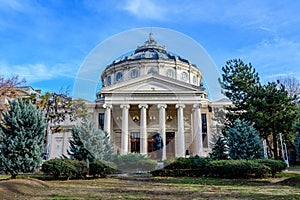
[101, 74, 203, 94]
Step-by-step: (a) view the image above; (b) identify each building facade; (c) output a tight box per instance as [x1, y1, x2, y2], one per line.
[49, 34, 230, 159]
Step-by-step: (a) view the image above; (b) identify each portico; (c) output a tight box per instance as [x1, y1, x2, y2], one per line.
[101, 100, 209, 159]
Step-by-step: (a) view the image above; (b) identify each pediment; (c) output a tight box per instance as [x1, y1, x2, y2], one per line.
[101, 74, 203, 93]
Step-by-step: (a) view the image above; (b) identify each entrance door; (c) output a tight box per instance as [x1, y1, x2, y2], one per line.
[166, 132, 175, 158]
[148, 132, 158, 159]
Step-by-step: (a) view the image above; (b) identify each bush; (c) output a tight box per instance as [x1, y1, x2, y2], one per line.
[69, 160, 88, 179]
[151, 169, 205, 177]
[136, 159, 157, 171]
[152, 158, 285, 179]
[111, 153, 156, 172]
[164, 157, 191, 170]
[208, 160, 269, 178]
[89, 160, 117, 178]
[42, 159, 87, 179]
[256, 159, 287, 177]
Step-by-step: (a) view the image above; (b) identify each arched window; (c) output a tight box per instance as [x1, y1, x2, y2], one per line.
[130, 69, 139, 78]
[181, 72, 188, 81]
[166, 69, 175, 78]
[116, 72, 123, 81]
[193, 75, 197, 84]
[107, 76, 111, 86]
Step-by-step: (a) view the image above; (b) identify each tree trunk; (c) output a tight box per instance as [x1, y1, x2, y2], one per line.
[273, 132, 278, 159]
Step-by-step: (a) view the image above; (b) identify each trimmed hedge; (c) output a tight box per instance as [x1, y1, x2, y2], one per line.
[42, 159, 87, 179]
[89, 160, 117, 178]
[151, 157, 287, 179]
[256, 159, 287, 178]
[164, 157, 191, 169]
[207, 160, 269, 178]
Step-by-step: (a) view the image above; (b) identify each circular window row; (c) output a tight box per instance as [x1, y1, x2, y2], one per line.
[106, 69, 198, 86]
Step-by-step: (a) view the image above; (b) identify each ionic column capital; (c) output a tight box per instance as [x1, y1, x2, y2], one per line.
[103, 103, 112, 109]
[138, 104, 148, 109]
[120, 104, 130, 109]
[193, 103, 202, 109]
[157, 104, 167, 109]
[175, 103, 185, 109]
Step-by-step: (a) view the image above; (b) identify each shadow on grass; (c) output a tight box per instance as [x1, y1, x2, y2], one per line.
[117, 172, 300, 188]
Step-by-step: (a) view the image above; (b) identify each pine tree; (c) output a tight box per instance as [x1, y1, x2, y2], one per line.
[209, 133, 228, 160]
[68, 119, 114, 162]
[220, 59, 260, 129]
[0, 98, 46, 178]
[227, 119, 262, 160]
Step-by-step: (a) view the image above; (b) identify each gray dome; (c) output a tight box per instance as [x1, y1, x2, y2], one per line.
[101, 33, 202, 88]
[108, 33, 190, 67]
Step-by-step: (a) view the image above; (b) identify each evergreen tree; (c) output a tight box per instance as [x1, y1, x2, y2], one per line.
[227, 119, 262, 160]
[0, 98, 46, 178]
[249, 82, 298, 159]
[219, 59, 260, 129]
[68, 118, 114, 162]
[220, 59, 298, 159]
[293, 108, 300, 162]
[209, 133, 228, 160]
[68, 125, 94, 162]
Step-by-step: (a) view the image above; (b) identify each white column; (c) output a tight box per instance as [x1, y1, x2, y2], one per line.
[175, 103, 185, 157]
[158, 104, 167, 160]
[139, 104, 148, 155]
[103, 104, 112, 135]
[193, 103, 203, 156]
[120, 104, 130, 154]
[206, 113, 211, 148]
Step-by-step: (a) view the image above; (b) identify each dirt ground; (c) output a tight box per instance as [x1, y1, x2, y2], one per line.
[0, 175, 299, 200]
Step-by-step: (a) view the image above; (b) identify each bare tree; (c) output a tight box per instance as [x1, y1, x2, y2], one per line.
[0, 76, 26, 111]
[278, 76, 300, 99]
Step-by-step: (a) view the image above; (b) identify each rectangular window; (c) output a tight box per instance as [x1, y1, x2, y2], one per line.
[99, 113, 105, 130]
[130, 132, 140, 153]
[201, 113, 207, 133]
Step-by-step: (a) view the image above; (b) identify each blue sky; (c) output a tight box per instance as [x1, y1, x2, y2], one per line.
[1, 0, 300, 100]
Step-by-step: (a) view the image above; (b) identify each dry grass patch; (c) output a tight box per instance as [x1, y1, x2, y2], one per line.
[0, 173, 299, 199]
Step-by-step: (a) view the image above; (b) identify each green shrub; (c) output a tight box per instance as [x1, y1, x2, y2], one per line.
[208, 160, 269, 178]
[42, 159, 77, 179]
[188, 156, 211, 176]
[151, 169, 205, 177]
[89, 160, 117, 177]
[42, 159, 88, 179]
[256, 159, 287, 177]
[111, 153, 155, 172]
[164, 157, 191, 170]
[136, 159, 157, 171]
[68, 160, 88, 179]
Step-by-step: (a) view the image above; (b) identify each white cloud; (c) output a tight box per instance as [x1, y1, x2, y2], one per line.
[235, 37, 300, 82]
[0, 61, 76, 83]
[0, 0, 23, 11]
[122, 0, 167, 20]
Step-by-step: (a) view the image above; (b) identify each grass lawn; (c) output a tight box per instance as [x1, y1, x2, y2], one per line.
[0, 172, 299, 199]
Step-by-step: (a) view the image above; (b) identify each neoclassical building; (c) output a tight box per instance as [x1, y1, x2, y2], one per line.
[49, 33, 229, 160]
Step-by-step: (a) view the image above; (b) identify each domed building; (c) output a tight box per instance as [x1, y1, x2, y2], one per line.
[89, 33, 218, 160]
[48, 33, 229, 160]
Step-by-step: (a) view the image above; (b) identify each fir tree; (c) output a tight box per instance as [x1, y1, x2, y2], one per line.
[209, 133, 228, 160]
[0, 98, 46, 178]
[68, 118, 114, 162]
[227, 119, 262, 160]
